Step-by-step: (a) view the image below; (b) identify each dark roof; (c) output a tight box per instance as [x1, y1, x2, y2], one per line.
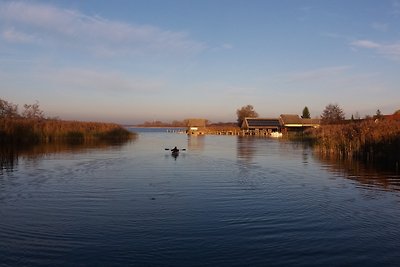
[243, 118, 281, 128]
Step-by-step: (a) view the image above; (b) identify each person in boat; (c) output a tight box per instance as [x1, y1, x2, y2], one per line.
[171, 146, 179, 153]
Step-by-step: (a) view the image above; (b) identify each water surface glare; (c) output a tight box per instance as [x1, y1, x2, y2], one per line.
[1, 128, 400, 266]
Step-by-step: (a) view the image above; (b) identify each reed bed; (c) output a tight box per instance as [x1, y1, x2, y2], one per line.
[0, 118, 134, 144]
[310, 120, 400, 165]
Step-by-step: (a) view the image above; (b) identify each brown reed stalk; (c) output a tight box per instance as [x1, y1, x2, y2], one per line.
[0, 118, 134, 144]
[310, 120, 400, 163]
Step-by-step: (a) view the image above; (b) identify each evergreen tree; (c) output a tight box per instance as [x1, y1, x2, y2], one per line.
[375, 109, 382, 119]
[302, 106, 311, 119]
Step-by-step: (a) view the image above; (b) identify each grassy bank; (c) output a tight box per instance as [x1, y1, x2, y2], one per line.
[310, 120, 400, 166]
[0, 118, 135, 144]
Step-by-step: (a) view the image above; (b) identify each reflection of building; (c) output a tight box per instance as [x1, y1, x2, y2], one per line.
[241, 114, 320, 136]
[186, 119, 206, 135]
[187, 135, 205, 151]
[236, 136, 256, 163]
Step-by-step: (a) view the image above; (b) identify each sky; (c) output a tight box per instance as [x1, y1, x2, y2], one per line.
[0, 0, 399, 124]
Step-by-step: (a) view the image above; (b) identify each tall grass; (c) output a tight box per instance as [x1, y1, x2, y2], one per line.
[310, 120, 400, 166]
[0, 118, 134, 144]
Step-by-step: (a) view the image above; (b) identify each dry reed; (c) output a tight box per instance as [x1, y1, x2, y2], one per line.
[310, 120, 400, 164]
[0, 118, 134, 144]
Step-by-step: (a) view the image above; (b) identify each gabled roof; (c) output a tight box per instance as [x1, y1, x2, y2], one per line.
[187, 119, 206, 127]
[280, 114, 302, 125]
[242, 118, 281, 129]
[280, 114, 320, 127]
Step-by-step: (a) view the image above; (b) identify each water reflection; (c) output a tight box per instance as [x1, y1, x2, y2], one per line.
[236, 136, 257, 163]
[236, 136, 313, 165]
[0, 138, 135, 175]
[187, 135, 205, 152]
[171, 151, 179, 160]
[0, 145, 18, 174]
[315, 154, 400, 192]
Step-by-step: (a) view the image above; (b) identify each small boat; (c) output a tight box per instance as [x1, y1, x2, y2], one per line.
[164, 147, 185, 158]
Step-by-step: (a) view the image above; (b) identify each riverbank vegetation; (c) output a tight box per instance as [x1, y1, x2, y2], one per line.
[310, 119, 400, 168]
[0, 98, 134, 144]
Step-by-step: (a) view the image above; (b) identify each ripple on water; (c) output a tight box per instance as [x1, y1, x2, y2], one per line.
[1, 134, 400, 266]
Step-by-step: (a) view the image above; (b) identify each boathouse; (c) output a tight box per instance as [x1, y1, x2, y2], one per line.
[241, 115, 320, 136]
[241, 118, 281, 135]
[186, 118, 207, 135]
[280, 114, 320, 132]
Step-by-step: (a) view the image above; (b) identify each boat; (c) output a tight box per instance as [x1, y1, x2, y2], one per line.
[164, 147, 185, 158]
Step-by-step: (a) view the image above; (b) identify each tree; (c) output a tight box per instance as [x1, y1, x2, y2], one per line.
[236, 105, 258, 126]
[320, 103, 345, 124]
[301, 106, 311, 119]
[22, 101, 44, 119]
[374, 109, 383, 120]
[394, 109, 400, 115]
[0, 98, 18, 118]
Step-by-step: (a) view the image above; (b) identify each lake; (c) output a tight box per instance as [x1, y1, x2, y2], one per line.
[1, 128, 400, 266]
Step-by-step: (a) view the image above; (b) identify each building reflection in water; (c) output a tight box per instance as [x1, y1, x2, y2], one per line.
[236, 136, 256, 164]
[187, 135, 205, 152]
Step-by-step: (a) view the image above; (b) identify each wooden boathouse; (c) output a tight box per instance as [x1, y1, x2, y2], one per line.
[241, 118, 281, 136]
[242, 115, 320, 136]
[186, 118, 207, 135]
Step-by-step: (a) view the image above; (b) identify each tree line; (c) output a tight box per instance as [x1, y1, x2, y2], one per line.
[0, 98, 133, 144]
[1, 98, 46, 120]
[236, 103, 398, 126]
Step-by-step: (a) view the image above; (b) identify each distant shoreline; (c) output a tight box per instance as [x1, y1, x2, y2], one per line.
[126, 126, 186, 128]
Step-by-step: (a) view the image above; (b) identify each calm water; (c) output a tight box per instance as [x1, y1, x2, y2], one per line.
[1, 128, 400, 266]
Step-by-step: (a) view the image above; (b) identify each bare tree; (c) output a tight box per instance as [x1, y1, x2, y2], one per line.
[236, 105, 258, 126]
[0, 98, 18, 118]
[321, 103, 345, 124]
[22, 101, 44, 119]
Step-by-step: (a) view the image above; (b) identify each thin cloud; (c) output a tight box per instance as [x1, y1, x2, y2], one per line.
[287, 66, 352, 82]
[393, 0, 400, 14]
[351, 39, 400, 61]
[2, 28, 39, 44]
[41, 68, 165, 94]
[221, 43, 234, 49]
[371, 22, 389, 32]
[351, 40, 381, 49]
[0, 1, 206, 56]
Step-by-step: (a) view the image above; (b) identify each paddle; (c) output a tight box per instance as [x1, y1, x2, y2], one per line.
[165, 148, 186, 151]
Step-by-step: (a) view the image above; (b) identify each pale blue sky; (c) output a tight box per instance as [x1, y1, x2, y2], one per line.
[1, 0, 399, 123]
